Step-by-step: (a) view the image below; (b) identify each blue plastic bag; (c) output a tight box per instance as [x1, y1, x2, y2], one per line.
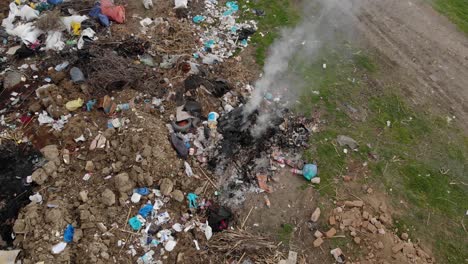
[193, 15, 205, 23]
[138, 204, 153, 218]
[135, 187, 150, 196]
[302, 164, 317, 181]
[89, 3, 110, 27]
[63, 224, 74, 243]
[47, 0, 63, 5]
[129, 216, 143, 231]
[86, 99, 96, 111]
[223, 1, 239, 16]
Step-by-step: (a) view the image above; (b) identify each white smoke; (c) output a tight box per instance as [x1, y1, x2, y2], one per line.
[245, 0, 361, 137]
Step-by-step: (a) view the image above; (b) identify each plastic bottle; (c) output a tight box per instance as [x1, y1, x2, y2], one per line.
[290, 168, 303, 175]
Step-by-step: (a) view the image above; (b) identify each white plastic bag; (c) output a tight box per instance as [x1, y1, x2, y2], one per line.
[143, 0, 153, 9]
[1, 3, 19, 30]
[174, 0, 188, 9]
[45, 31, 65, 51]
[6, 22, 43, 44]
[78, 28, 97, 49]
[61, 15, 88, 33]
[19, 5, 39, 21]
[184, 161, 193, 177]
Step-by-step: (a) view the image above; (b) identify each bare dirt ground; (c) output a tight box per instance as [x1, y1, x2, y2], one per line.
[358, 0, 468, 129]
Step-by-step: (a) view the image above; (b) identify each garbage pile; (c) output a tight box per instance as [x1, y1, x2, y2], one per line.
[0, 0, 319, 263]
[190, 0, 257, 65]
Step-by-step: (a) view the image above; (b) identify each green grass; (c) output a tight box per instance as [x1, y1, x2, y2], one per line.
[354, 53, 377, 72]
[434, 0, 468, 34]
[295, 47, 467, 263]
[278, 223, 294, 245]
[239, 0, 300, 64]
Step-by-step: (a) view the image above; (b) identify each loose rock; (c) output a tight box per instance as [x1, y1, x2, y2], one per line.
[171, 190, 184, 202]
[313, 237, 324, 247]
[160, 178, 174, 196]
[310, 207, 321, 222]
[101, 188, 116, 206]
[326, 227, 337, 238]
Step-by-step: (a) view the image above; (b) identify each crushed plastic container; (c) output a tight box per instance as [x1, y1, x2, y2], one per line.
[70, 67, 85, 83]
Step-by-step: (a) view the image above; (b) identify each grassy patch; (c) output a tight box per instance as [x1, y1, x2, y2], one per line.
[278, 223, 294, 245]
[295, 47, 467, 263]
[434, 0, 468, 34]
[353, 53, 377, 72]
[239, 0, 300, 64]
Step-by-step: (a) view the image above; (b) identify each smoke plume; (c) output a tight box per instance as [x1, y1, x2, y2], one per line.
[245, 0, 361, 138]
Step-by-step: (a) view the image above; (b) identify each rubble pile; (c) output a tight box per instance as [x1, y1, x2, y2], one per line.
[311, 201, 435, 264]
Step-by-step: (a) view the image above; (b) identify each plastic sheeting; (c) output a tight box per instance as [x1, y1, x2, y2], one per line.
[19, 5, 39, 21]
[6, 22, 43, 44]
[45, 31, 65, 51]
[77, 28, 97, 49]
[101, 0, 125, 24]
[61, 15, 88, 34]
[174, 0, 188, 9]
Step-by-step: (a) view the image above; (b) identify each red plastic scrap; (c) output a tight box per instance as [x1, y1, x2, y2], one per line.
[101, 0, 126, 23]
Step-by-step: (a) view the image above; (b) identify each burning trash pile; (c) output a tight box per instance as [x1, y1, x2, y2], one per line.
[0, 0, 320, 263]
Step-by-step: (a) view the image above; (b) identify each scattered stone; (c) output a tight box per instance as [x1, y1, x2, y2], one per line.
[74, 229, 83, 242]
[115, 173, 134, 193]
[337, 135, 358, 149]
[374, 241, 384, 249]
[325, 227, 337, 238]
[329, 215, 336, 226]
[171, 190, 184, 202]
[367, 223, 377, 233]
[41, 145, 59, 161]
[344, 200, 364, 207]
[379, 214, 391, 224]
[402, 242, 416, 256]
[13, 219, 26, 234]
[416, 248, 430, 259]
[310, 207, 321, 222]
[96, 222, 108, 233]
[366, 188, 373, 194]
[160, 178, 174, 196]
[392, 243, 404, 253]
[79, 191, 88, 202]
[314, 230, 323, 238]
[354, 237, 361, 244]
[401, 233, 409, 241]
[4, 70, 23, 89]
[85, 161, 95, 172]
[313, 237, 324, 247]
[362, 211, 370, 219]
[31, 168, 48, 185]
[101, 188, 116, 206]
[42, 161, 57, 176]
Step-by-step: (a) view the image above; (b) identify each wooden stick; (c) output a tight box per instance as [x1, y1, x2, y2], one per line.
[237, 252, 246, 264]
[241, 206, 254, 229]
[119, 229, 139, 235]
[198, 166, 218, 189]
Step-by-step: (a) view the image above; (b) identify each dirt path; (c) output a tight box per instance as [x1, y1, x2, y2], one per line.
[358, 0, 468, 128]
